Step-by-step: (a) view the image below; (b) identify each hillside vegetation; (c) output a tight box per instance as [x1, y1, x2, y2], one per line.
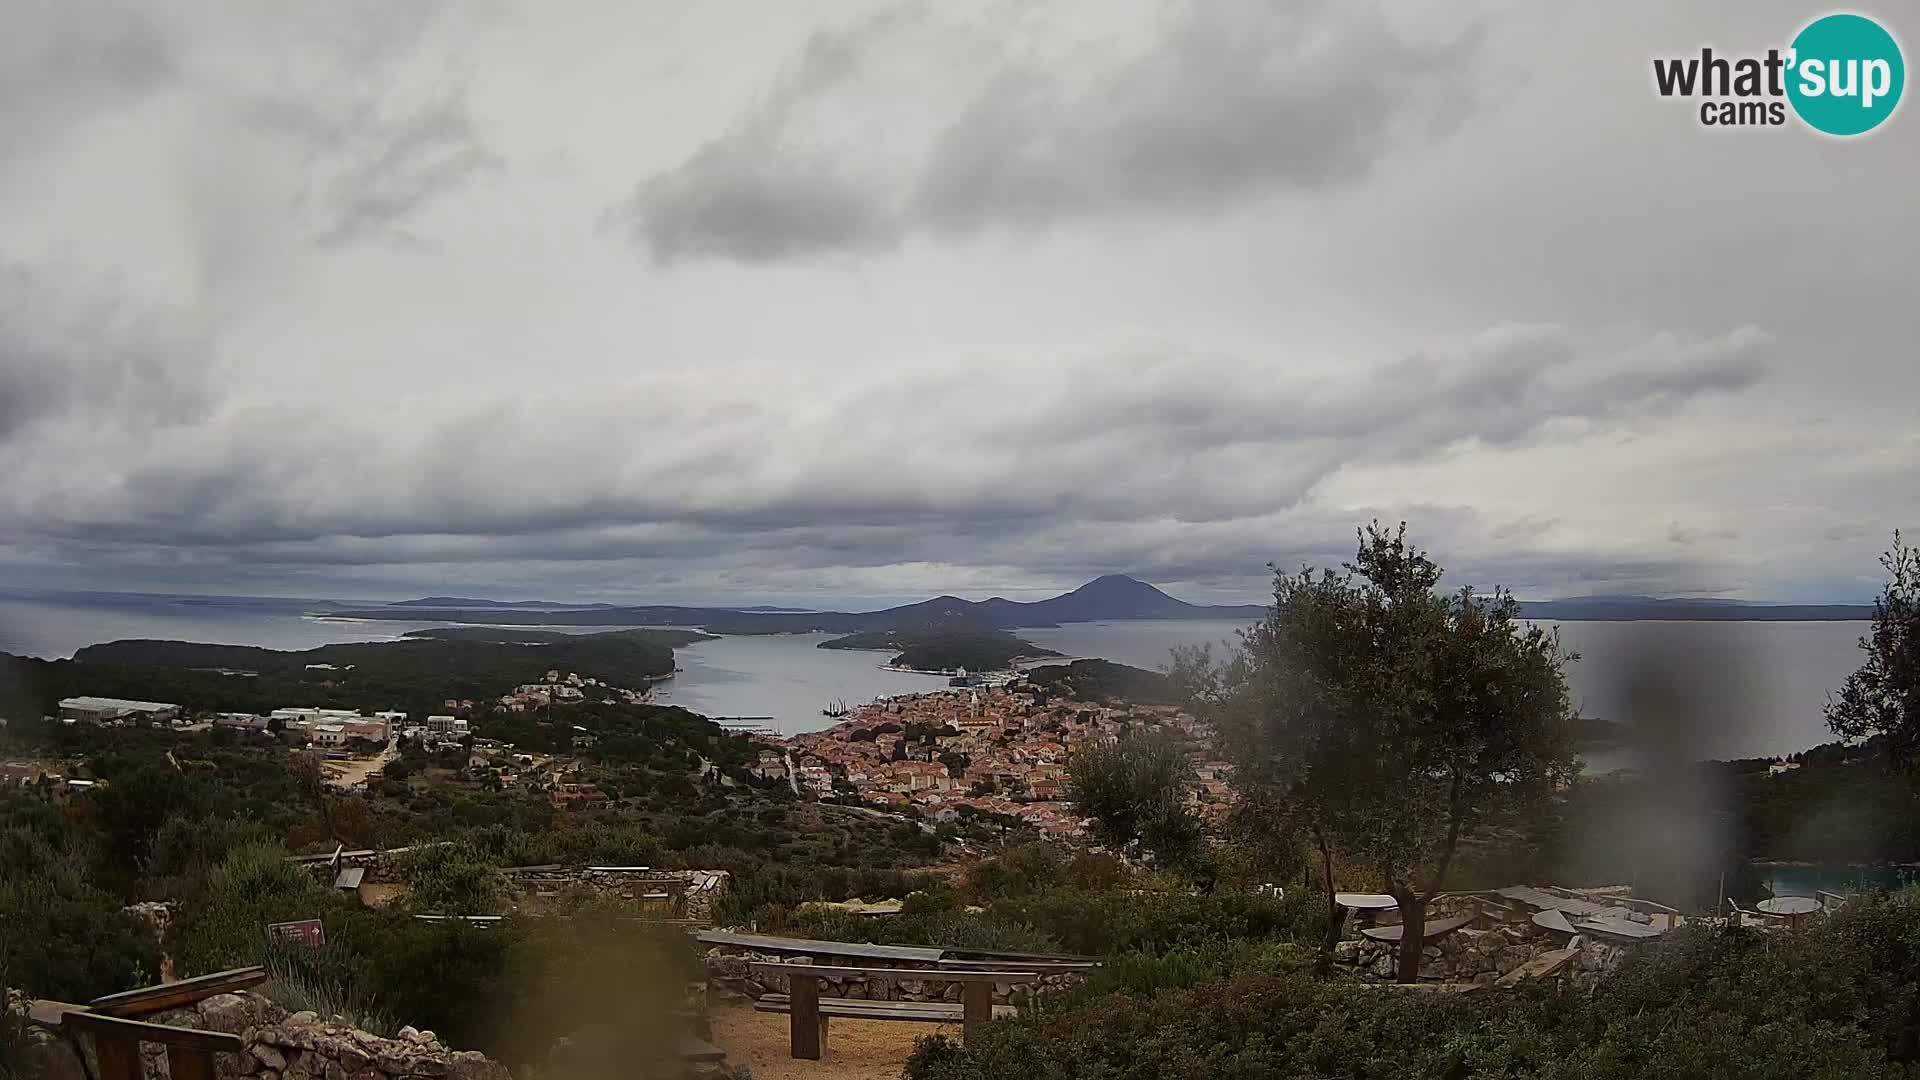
[1, 634, 677, 718]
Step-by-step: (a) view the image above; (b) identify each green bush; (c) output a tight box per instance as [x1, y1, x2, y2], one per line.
[402, 842, 502, 913]
[967, 842, 1070, 900]
[907, 892, 1920, 1080]
[260, 948, 395, 1037]
[171, 842, 338, 976]
[0, 961, 30, 1080]
[0, 814, 158, 1000]
[989, 886, 1322, 956]
[1040, 940, 1312, 1012]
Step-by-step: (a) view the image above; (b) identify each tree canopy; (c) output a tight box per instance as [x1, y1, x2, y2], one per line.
[1827, 532, 1920, 769]
[1067, 733, 1204, 872]
[1178, 522, 1579, 980]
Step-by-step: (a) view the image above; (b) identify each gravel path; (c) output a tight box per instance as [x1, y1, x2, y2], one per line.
[708, 1002, 961, 1080]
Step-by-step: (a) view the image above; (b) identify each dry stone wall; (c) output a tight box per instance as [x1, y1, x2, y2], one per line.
[703, 947, 1081, 1007]
[19, 991, 510, 1080]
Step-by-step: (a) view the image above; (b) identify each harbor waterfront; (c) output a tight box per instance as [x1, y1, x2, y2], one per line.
[0, 591, 1871, 754]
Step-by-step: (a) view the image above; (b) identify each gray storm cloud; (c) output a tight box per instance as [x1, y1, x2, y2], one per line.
[0, 0, 1913, 603]
[0, 266, 212, 443]
[0, 310, 1767, 596]
[622, 0, 1483, 263]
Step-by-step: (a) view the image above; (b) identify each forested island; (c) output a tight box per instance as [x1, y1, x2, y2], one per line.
[819, 629, 1060, 672]
[1021, 658, 1180, 704]
[401, 626, 717, 648]
[0, 632, 679, 719]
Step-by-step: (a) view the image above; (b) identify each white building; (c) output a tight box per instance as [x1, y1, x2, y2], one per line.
[58, 697, 181, 725]
[796, 763, 834, 794]
[213, 713, 270, 733]
[271, 707, 361, 727]
[308, 723, 348, 748]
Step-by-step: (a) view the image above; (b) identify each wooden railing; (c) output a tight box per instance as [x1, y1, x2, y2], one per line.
[62, 1011, 243, 1080]
[34, 966, 267, 1080]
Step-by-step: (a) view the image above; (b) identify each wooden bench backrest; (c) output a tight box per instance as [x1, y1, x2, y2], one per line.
[88, 967, 268, 1018]
[64, 1010, 245, 1080]
[747, 962, 1040, 981]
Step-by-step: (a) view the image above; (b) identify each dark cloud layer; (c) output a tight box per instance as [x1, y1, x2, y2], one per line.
[0, 266, 211, 443]
[0, 0, 1912, 605]
[0, 313, 1768, 600]
[623, 0, 1482, 262]
[0, 1, 172, 157]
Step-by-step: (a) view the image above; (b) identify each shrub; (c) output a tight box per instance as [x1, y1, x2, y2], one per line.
[171, 843, 337, 976]
[402, 842, 502, 913]
[989, 886, 1321, 957]
[906, 892, 1920, 1080]
[260, 948, 395, 1036]
[1040, 940, 1312, 1013]
[0, 821, 158, 1000]
[967, 843, 1068, 900]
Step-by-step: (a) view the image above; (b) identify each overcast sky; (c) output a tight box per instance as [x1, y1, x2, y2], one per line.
[0, 0, 1914, 608]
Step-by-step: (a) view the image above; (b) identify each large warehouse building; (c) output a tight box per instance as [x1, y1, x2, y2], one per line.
[57, 696, 183, 725]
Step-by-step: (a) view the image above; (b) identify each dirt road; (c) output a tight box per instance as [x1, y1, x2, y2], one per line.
[323, 737, 397, 790]
[708, 1003, 958, 1080]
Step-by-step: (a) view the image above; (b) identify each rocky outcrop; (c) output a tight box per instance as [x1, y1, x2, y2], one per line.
[1334, 923, 1629, 987]
[122, 902, 177, 949]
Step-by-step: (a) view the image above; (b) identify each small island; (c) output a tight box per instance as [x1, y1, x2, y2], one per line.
[818, 629, 1060, 673]
[401, 626, 717, 648]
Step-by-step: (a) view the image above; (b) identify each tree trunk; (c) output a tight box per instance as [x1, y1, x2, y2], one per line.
[1394, 891, 1427, 984]
[1313, 833, 1343, 978]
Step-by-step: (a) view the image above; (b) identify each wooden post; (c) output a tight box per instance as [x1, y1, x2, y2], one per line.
[167, 1047, 217, 1080]
[789, 973, 826, 1060]
[93, 1032, 141, 1080]
[961, 981, 994, 1044]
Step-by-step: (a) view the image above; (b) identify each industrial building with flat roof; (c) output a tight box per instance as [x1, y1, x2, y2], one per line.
[57, 696, 182, 725]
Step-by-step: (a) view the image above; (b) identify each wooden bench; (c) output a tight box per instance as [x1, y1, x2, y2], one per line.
[86, 966, 269, 1018]
[696, 930, 947, 964]
[747, 963, 1038, 1060]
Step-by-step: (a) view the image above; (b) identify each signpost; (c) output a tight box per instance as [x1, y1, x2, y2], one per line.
[266, 919, 326, 948]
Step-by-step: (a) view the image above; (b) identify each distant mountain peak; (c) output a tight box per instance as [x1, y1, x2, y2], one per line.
[1074, 574, 1167, 594]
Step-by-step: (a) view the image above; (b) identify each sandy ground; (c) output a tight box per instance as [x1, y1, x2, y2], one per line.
[323, 737, 397, 790]
[708, 1003, 961, 1080]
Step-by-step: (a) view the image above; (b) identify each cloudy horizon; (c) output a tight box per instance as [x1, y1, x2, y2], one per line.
[2, 0, 1914, 609]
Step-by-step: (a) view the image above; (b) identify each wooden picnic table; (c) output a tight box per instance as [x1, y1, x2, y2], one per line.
[1360, 914, 1475, 943]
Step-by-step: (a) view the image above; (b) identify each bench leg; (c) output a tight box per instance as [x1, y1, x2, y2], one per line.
[962, 982, 994, 1045]
[93, 1033, 140, 1080]
[790, 975, 826, 1060]
[168, 1047, 216, 1080]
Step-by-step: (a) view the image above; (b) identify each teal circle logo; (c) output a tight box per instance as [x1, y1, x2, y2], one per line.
[1787, 13, 1905, 135]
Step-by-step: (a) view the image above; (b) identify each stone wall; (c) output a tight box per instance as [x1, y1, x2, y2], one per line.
[1334, 923, 1630, 987]
[500, 867, 731, 923]
[703, 948, 1081, 1007]
[294, 854, 733, 924]
[20, 992, 510, 1080]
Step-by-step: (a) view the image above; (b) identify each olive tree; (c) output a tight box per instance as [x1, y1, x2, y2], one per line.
[1067, 733, 1205, 872]
[1183, 523, 1578, 981]
[1827, 532, 1920, 768]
